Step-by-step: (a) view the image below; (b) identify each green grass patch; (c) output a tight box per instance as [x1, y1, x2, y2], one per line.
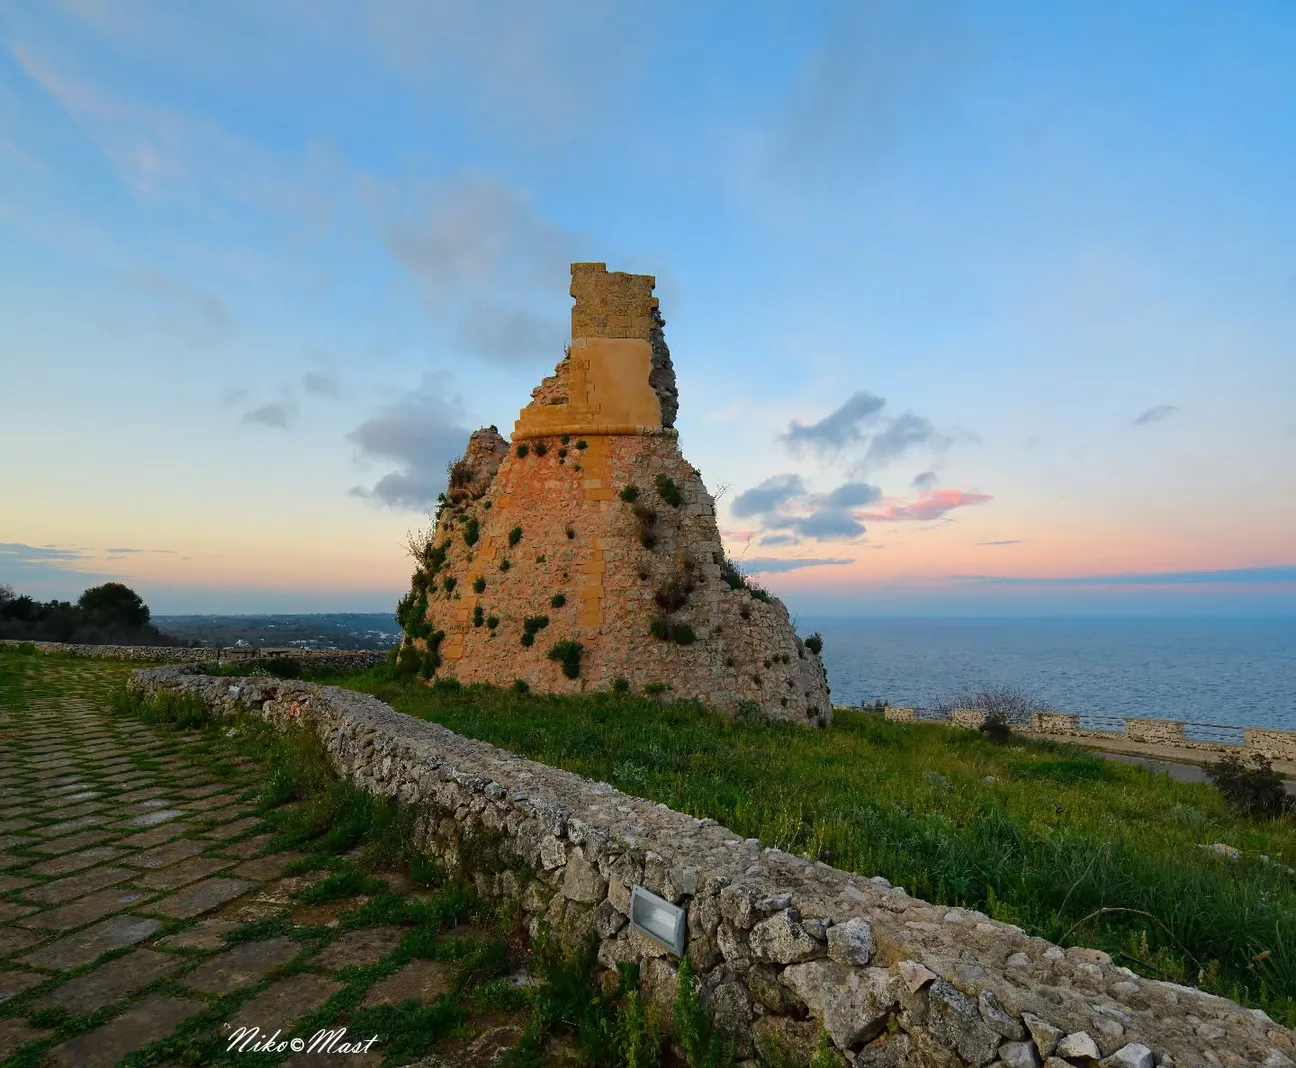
[316, 664, 1296, 1021]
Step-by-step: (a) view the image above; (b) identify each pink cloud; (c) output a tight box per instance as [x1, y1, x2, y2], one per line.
[858, 489, 993, 522]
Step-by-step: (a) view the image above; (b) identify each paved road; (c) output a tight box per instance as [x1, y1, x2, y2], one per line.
[0, 657, 527, 1067]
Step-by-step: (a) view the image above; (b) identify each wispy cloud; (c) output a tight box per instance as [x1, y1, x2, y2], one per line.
[738, 557, 853, 576]
[859, 489, 992, 522]
[912, 470, 937, 491]
[302, 372, 345, 400]
[241, 402, 297, 430]
[374, 170, 588, 367]
[134, 268, 231, 346]
[952, 567, 1296, 587]
[1133, 404, 1178, 427]
[975, 540, 1021, 547]
[347, 374, 471, 510]
[729, 475, 878, 542]
[781, 390, 952, 470]
[731, 474, 806, 518]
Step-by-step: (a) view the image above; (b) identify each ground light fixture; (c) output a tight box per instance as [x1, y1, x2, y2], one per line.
[629, 885, 687, 955]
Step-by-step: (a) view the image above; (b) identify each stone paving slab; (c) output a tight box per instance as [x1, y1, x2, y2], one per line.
[0, 968, 46, 1000]
[20, 865, 134, 905]
[123, 838, 207, 869]
[22, 845, 125, 876]
[36, 948, 183, 1016]
[0, 927, 45, 958]
[362, 958, 453, 1008]
[27, 828, 114, 854]
[184, 937, 304, 994]
[117, 822, 192, 849]
[229, 851, 302, 882]
[20, 914, 163, 971]
[231, 973, 345, 1030]
[16, 886, 153, 931]
[44, 994, 206, 1068]
[311, 927, 405, 972]
[144, 876, 254, 919]
[0, 1016, 52, 1060]
[134, 855, 236, 891]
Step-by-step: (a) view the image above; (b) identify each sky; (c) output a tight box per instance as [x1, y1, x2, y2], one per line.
[2, 0, 1294, 617]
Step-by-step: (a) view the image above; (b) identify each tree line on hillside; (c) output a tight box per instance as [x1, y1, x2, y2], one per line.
[0, 583, 190, 647]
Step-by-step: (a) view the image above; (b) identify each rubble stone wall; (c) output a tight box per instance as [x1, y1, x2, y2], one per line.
[880, 705, 1296, 766]
[0, 641, 387, 674]
[129, 664, 1294, 1068]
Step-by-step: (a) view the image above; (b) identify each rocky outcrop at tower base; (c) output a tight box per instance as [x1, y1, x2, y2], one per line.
[401, 264, 830, 724]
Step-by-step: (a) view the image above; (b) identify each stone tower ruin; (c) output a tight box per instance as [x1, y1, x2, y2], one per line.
[397, 263, 832, 725]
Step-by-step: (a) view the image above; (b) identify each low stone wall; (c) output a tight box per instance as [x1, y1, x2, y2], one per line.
[129, 665, 1293, 1067]
[0, 640, 387, 674]
[879, 702, 1296, 766]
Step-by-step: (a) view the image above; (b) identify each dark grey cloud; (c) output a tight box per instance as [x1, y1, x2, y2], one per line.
[731, 477, 873, 542]
[865, 412, 949, 465]
[769, 510, 867, 540]
[1133, 404, 1177, 426]
[731, 474, 807, 518]
[782, 391, 885, 452]
[380, 171, 582, 367]
[823, 481, 882, 508]
[782, 391, 951, 470]
[0, 544, 111, 593]
[347, 375, 471, 511]
[241, 402, 297, 430]
[912, 470, 937, 491]
[738, 557, 853, 576]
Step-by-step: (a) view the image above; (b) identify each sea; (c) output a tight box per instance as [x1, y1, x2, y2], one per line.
[805, 616, 1296, 732]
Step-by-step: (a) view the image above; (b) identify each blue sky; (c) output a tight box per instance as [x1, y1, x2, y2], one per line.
[2, 0, 1294, 616]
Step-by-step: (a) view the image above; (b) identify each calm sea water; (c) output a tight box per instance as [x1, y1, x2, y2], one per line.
[805, 617, 1296, 731]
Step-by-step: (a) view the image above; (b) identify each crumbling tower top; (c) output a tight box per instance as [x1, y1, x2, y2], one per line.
[569, 262, 659, 340]
[514, 263, 677, 440]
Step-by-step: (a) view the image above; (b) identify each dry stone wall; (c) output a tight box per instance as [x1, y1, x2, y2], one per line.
[130, 664, 1295, 1068]
[883, 707, 1296, 764]
[0, 641, 387, 673]
[400, 263, 831, 725]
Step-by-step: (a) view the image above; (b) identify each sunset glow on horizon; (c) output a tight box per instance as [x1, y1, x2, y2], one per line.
[2, 2, 1294, 616]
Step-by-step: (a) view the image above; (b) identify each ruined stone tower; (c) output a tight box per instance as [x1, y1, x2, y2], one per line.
[397, 263, 831, 725]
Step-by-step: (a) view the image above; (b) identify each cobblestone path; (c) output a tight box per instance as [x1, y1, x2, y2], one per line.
[0, 655, 536, 1067]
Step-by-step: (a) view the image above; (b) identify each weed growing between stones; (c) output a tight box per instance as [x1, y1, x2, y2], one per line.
[521, 615, 550, 647]
[487, 614, 500, 630]
[464, 516, 480, 547]
[473, 576, 487, 593]
[500, 558, 512, 572]
[620, 484, 640, 503]
[632, 504, 658, 549]
[509, 525, 524, 547]
[547, 640, 583, 679]
[534, 442, 548, 457]
[613, 677, 630, 694]
[550, 593, 567, 609]
[655, 474, 681, 508]
[443, 576, 457, 593]
[803, 632, 823, 656]
[576, 439, 588, 451]
[516, 443, 529, 458]
[474, 605, 485, 627]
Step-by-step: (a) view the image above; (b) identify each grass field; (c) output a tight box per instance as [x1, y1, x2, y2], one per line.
[321, 665, 1296, 1024]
